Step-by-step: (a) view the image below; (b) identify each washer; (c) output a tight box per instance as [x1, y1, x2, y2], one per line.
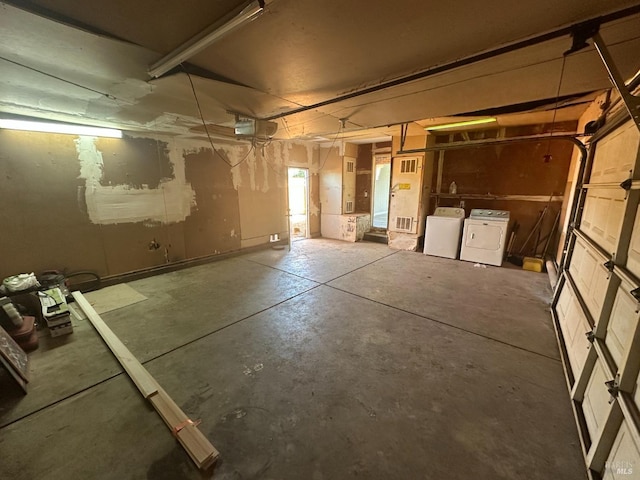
[423, 207, 465, 259]
[460, 209, 510, 267]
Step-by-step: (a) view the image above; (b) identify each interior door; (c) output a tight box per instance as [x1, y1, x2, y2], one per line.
[288, 167, 309, 240]
[372, 155, 391, 229]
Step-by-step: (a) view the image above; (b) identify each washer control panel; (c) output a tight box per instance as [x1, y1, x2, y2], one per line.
[433, 207, 465, 218]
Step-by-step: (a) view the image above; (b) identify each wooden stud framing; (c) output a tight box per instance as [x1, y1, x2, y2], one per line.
[72, 292, 219, 471]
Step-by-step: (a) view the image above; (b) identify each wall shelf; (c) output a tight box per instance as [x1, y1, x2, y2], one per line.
[430, 193, 564, 202]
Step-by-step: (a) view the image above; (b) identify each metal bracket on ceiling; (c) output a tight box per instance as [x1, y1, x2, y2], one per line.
[591, 32, 640, 132]
[564, 20, 601, 56]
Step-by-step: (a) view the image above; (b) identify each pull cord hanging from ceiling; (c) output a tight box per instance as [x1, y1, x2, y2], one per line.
[183, 67, 255, 169]
[543, 54, 568, 163]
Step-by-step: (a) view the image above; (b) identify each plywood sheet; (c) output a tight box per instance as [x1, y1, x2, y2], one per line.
[84, 284, 148, 314]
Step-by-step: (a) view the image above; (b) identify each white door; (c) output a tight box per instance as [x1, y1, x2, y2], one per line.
[372, 155, 391, 229]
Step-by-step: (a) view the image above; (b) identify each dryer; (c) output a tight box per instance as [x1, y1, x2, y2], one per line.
[460, 209, 510, 267]
[423, 207, 465, 259]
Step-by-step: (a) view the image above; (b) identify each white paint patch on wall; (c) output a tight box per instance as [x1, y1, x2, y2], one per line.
[261, 152, 270, 193]
[76, 136, 196, 225]
[309, 196, 321, 217]
[229, 143, 254, 190]
[227, 139, 321, 193]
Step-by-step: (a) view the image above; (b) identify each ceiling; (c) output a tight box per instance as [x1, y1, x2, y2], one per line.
[1, 0, 639, 142]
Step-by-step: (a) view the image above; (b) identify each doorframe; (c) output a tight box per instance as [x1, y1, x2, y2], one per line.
[370, 154, 392, 231]
[287, 166, 310, 240]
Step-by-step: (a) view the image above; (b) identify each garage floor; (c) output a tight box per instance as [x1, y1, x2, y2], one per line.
[0, 239, 585, 480]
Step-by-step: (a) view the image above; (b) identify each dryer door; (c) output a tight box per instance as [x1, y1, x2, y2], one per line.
[465, 222, 503, 250]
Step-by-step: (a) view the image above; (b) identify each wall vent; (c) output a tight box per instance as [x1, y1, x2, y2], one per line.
[400, 158, 417, 173]
[396, 216, 413, 231]
[346, 160, 355, 173]
[345, 200, 354, 213]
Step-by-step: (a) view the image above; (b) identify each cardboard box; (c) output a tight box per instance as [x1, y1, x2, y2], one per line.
[50, 322, 73, 337]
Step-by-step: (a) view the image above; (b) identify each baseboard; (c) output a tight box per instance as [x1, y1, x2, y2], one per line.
[70, 240, 288, 292]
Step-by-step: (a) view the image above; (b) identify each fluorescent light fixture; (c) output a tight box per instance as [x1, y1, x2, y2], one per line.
[425, 118, 497, 131]
[148, 0, 265, 78]
[0, 119, 122, 138]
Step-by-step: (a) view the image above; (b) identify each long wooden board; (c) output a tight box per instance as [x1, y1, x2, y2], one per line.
[73, 292, 158, 398]
[72, 291, 219, 470]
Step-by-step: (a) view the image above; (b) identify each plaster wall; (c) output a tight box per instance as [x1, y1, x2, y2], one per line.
[0, 129, 319, 280]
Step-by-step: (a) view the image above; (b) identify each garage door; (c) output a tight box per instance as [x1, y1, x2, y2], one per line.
[553, 117, 640, 479]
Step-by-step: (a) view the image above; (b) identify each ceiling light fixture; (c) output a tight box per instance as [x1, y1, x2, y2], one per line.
[425, 118, 497, 131]
[148, 0, 265, 78]
[0, 119, 122, 138]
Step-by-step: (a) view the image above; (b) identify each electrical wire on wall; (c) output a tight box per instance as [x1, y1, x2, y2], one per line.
[184, 67, 256, 169]
[282, 117, 293, 139]
[316, 120, 345, 172]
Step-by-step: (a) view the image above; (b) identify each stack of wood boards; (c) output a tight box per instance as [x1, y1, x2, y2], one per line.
[72, 291, 219, 471]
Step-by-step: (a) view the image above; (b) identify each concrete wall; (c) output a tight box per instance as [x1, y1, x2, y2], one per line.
[0, 129, 318, 280]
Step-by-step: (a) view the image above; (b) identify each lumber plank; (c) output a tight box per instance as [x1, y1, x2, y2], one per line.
[149, 388, 219, 468]
[72, 291, 158, 398]
[72, 291, 219, 470]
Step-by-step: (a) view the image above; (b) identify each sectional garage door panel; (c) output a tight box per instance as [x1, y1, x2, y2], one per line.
[589, 121, 639, 185]
[552, 109, 640, 480]
[635, 364, 640, 412]
[583, 358, 615, 439]
[557, 285, 593, 378]
[601, 419, 640, 479]
[581, 188, 627, 255]
[626, 208, 640, 278]
[568, 236, 611, 321]
[605, 282, 639, 370]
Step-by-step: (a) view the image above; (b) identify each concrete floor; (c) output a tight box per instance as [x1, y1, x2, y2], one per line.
[0, 239, 585, 479]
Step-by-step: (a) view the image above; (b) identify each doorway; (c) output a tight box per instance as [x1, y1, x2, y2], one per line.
[288, 167, 309, 241]
[372, 155, 391, 229]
